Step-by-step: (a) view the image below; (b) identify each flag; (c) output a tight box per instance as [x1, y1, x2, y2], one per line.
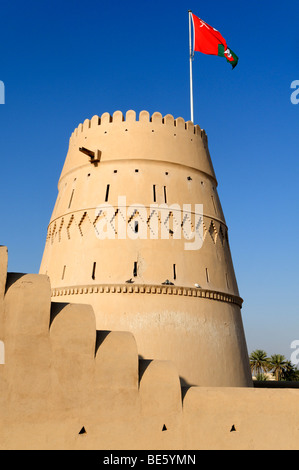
[191, 13, 238, 69]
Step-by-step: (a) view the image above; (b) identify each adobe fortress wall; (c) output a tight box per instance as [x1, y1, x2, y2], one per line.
[0, 247, 299, 450]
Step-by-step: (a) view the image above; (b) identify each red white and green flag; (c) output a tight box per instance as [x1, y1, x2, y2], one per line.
[191, 13, 238, 69]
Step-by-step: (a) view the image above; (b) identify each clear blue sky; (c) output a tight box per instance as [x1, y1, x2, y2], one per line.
[0, 0, 298, 361]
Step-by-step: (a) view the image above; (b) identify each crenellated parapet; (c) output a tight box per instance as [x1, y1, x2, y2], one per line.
[69, 110, 206, 140]
[59, 110, 216, 185]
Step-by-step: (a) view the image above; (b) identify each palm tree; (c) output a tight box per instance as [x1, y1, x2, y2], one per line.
[249, 350, 270, 377]
[268, 354, 287, 381]
[255, 372, 268, 381]
[281, 361, 299, 381]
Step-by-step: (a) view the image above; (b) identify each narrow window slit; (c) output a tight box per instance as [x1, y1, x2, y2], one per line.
[62, 265, 66, 280]
[211, 195, 217, 214]
[206, 268, 210, 283]
[173, 264, 176, 280]
[105, 184, 110, 202]
[92, 262, 96, 280]
[133, 261, 138, 277]
[153, 185, 156, 202]
[164, 186, 167, 203]
[68, 189, 75, 209]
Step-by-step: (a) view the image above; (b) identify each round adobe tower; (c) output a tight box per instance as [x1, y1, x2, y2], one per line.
[40, 109, 252, 387]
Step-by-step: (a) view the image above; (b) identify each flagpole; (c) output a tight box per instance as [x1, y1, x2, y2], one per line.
[188, 10, 194, 122]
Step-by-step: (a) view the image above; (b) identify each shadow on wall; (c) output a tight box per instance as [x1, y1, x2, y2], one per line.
[138, 357, 153, 382]
[5, 273, 28, 293]
[138, 354, 194, 404]
[50, 302, 69, 326]
[95, 330, 111, 354]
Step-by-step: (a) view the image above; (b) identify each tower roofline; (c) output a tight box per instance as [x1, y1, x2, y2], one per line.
[62, 109, 217, 184]
[70, 110, 206, 141]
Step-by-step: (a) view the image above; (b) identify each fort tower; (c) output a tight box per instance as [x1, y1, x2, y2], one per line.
[39, 110, 252, 387]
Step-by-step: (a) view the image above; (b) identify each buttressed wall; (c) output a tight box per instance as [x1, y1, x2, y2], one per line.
[39, 110, 252, 387]
[2, 247, 299, 450]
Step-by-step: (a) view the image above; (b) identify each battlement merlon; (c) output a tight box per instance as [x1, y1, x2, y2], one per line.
[59, 110, 217, 184]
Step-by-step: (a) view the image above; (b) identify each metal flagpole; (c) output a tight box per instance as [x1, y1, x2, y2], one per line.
[188, 10, 194, 122]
